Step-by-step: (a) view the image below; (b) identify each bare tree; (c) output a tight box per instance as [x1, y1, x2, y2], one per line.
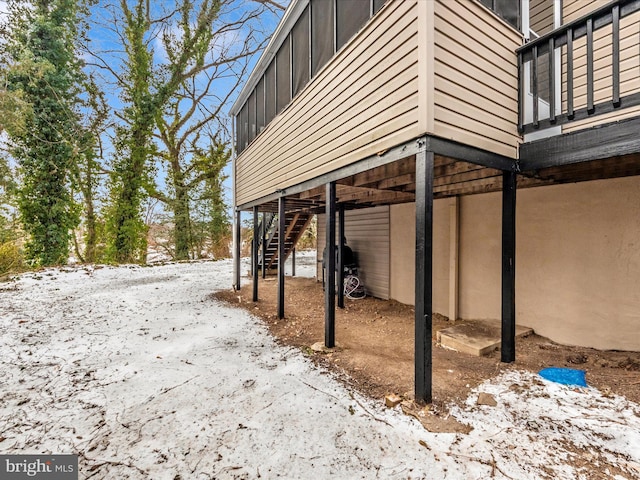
[84, 0, 285, 261]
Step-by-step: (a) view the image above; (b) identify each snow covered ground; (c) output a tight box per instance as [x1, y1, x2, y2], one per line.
[0, 260, 638, 479]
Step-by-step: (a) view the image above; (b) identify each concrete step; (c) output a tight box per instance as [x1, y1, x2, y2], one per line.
[436, 320, 533, 356]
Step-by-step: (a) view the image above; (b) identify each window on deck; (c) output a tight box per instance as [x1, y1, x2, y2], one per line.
[336, 0, 370, 51]
[373, 0, 386, 15]
[248, 90, 256, 144]
[236, 0, 391, 154]
[480, 0, 520, 30]
[265, 60, 276, 126]
[276, 36, 291, 114]
[292, 6, 310, 97]
[239, 101, 248, 153]
[311, 0, 334, 77]
[256, 76, 265, 135]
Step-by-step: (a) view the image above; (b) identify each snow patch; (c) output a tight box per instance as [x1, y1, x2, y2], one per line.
[0, 261, 638, 479]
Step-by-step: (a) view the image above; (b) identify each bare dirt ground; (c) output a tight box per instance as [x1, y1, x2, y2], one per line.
[215, 275, 640, 430]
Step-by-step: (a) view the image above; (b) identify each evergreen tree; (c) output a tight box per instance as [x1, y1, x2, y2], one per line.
[4, 0, 84, 266]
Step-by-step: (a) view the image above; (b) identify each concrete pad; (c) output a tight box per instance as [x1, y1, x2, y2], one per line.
[436, 320, 533, 356]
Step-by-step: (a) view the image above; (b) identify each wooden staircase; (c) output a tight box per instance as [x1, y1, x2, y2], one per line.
[259, 213, 312, 272]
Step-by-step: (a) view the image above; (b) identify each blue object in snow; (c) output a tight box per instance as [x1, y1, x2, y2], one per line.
[538, 367, 588, 387]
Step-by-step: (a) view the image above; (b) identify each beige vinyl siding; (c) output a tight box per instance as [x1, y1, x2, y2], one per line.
[317, 206, 390, 300]
[433, 0, 522, 159]
[235, 0, 420, 206]
[561, 0, 640, 128]
[562, 0, 609, 23]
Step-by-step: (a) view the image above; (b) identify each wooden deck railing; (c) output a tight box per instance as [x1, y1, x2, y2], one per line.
[518, 0, 640, 134]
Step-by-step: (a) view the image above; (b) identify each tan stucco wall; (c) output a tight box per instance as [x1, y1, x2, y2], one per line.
[516, 177, 640, 351]
[390, 200, 450, 314]
[389, 176, 640, 351]
[458, 193, 501, 320]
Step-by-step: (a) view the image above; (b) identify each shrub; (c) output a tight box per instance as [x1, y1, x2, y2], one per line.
[0, 241, 25, 276]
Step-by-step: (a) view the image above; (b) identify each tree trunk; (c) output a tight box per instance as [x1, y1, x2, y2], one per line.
[83, 161, 97, 263]
[173, 179, 191, 261]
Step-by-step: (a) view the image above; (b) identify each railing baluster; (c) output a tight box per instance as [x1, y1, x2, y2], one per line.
[612, 5, 621, 107]
[516, 1, 640, 134]
[567, 28, 574, 119]
[549, 37, 556, 123]
[533, 45, 539, 128]
[518, 53, 525, 132]
[587, 18, 594, 113]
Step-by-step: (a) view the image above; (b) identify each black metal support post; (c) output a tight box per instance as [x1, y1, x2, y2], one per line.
[414, 148, 434, 404]
[518, 53, 525, 131]
[337, 204, 345, 309]
[325, 182, 336, 348]
[234, 210, 241, 290]
[262, 213, 267, 279]
[252, 206, 259, 302]
[501, 170, 517, 363]
[292, 248, 296, 277]
[277, 197, 286, 319]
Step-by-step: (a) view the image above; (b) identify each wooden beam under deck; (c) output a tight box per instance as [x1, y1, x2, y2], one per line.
[336, 185, 415, 204]
[376, 173, 415, 190]
[529, 153, 640, 184]
[520, 117, 640, 170]
[340, 156, 417, 188]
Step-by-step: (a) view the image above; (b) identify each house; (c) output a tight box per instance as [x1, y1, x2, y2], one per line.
[229, 0, 640, 403]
